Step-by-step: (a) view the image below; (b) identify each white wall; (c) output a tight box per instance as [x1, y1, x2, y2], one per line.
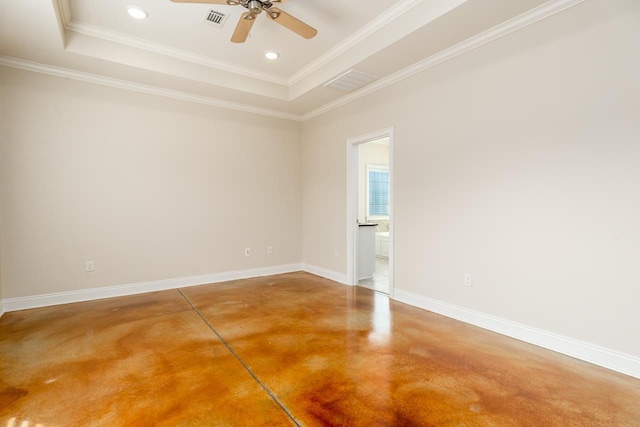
[302, 0, 640, 358]
[0, 67, 302, 299]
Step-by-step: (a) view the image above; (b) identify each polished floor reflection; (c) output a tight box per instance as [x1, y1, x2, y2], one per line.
[2, 272, 640, 426]
[358, 257, 389, 294]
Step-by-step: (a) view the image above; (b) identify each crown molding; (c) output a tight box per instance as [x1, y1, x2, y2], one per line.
[53, 0, 72, 30]
[56, 0, 426, 88]
[55, 1, 428, 102]
[5, 0, 585, 122]
[302, 0, 586, 121]
[51, 0, 68, 46]
[0, 56, 303, 121]
[53, 0, 287, 86]
[64, 20, 289, 87]
[287, 0, 425, 86]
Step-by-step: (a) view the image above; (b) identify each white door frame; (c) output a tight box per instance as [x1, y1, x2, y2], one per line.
[346, 127, 395, 297]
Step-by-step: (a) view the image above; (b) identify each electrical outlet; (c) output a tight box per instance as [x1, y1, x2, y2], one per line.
[333, 249, 339, 258]
[244, 248, 251, 257]
[267, 246, 273, 255]
[86, 261, 95, 272]
[464, 273, 472, 287]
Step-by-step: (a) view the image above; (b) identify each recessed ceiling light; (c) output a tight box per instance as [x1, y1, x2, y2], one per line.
[127, 6, 148, 20]
[265, 51, 279, 60]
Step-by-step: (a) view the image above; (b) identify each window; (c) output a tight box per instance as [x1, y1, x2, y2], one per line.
[366, 164, 389, 219]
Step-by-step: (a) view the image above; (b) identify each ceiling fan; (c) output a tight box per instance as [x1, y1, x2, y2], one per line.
[170, 0, 318, 43]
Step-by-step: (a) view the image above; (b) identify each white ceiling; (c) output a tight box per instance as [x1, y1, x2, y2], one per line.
[0, 0, 575, 120]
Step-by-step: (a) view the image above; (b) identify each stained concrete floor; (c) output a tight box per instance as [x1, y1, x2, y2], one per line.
[1, 272, 639, 426]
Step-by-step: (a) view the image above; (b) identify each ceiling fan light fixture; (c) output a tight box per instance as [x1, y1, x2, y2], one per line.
[265, 51, 279, 60]
[127, 6, 148, 20]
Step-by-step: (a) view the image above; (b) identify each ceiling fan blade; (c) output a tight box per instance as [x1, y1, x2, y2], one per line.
[170, 0, 230, 4]
[231, 12, 256, 43]
[267, 8, 317, 39]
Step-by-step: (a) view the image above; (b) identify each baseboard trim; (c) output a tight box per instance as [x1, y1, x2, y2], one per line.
[394, 289, 640, 379]
[9, 268, 635, 380]
[302, 264, 349, 285]
[3, 264, 304, 313]
[0, 299, 4, 318]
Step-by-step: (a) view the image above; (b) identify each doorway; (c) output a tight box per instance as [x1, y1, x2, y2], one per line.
[347, 128, 394, 296]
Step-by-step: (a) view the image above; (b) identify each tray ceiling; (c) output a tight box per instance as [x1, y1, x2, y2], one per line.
[0, 0, 582, 120]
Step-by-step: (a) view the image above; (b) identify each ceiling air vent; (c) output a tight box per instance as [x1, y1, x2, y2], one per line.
[324, 70, 377, 93]
[203, 9, 229, 28]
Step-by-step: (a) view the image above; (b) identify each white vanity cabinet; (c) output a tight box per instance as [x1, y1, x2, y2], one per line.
[358, 223, 377, 280]
[375, 232, 389, 258]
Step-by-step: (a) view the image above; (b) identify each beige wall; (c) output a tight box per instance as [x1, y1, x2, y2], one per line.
[0, 67, 302, 299]
[302, 0, 640, 357]
[0, 77, 6, 305]
[0, 240, 3, 304]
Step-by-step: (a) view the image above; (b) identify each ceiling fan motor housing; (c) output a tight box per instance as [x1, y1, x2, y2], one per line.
[175, 0, 315, 43]
[248, 1, 262, 14]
